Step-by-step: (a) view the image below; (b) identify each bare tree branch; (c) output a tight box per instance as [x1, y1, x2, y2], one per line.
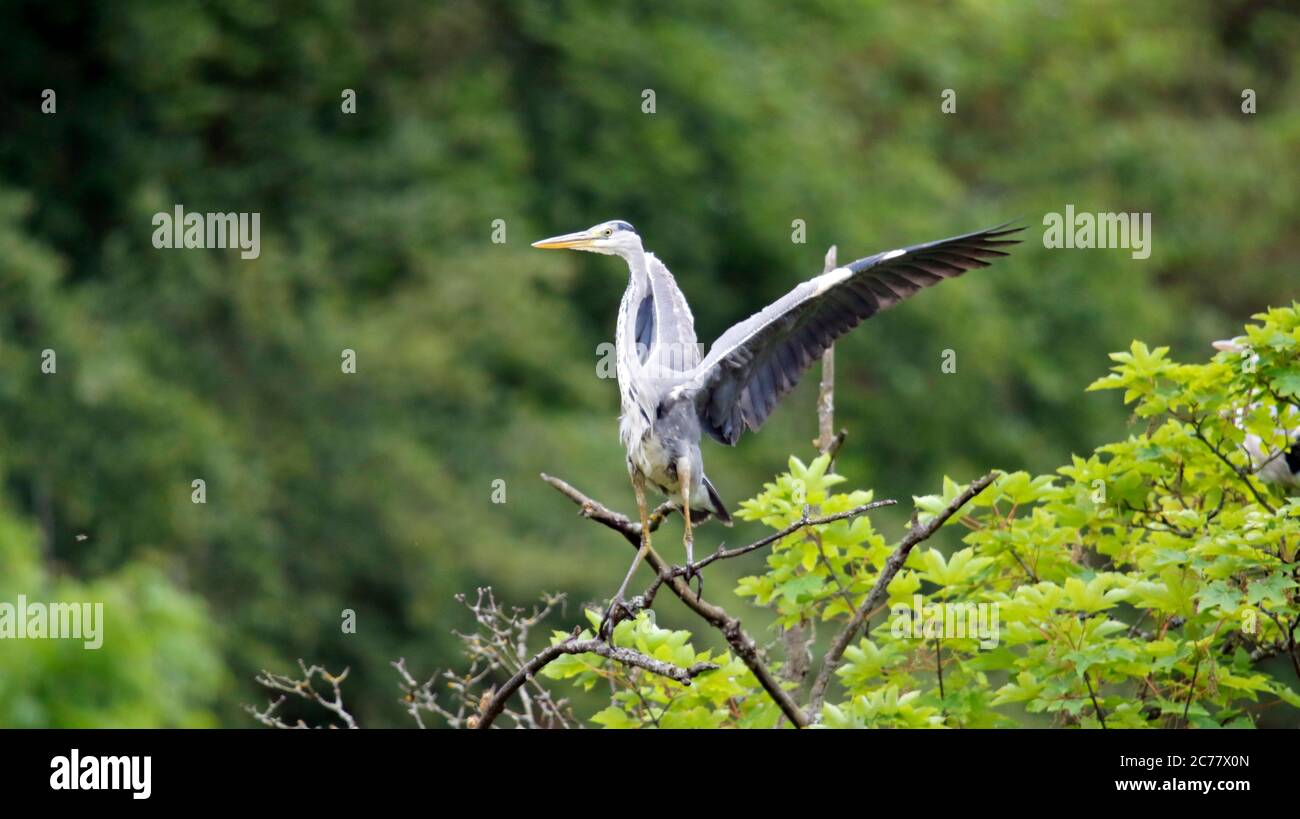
[780, 620, 814, 690]
[805, 470, 1000, 720]
[392, 657, 471, 729]
[788, 256, 843, 703]
[450, 588, 576, 729]
[815, 245, 840, 461]
[247, 660, 358, 729]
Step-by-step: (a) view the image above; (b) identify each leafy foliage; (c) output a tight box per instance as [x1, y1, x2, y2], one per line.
[547, 310, 1300, 727]
[542, 609, 781, 729]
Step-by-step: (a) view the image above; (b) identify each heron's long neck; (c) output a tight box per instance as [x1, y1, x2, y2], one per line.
[622, 246, 648, 290]
[616, 248, 650, 356]
[615, 249, 652, 426]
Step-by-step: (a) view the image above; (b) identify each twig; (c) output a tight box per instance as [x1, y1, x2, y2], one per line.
[1084, 672, 1108, 729]
[1189, 419, 1276, 514]
[811, 528, 857, 609]
[1010, 549, 1039, 583]
[935, 636, 945, 704]
[248, 660, 358, 729]
[686, 499, 897, 574]
[475, 638, 717, 729]
[392, 657, 479, 729]
[805, 470, 1000, 720]
[1181, 652, 1201, 729]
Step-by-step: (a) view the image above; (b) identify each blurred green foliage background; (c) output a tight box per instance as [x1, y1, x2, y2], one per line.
[0, 0, 1296, 726]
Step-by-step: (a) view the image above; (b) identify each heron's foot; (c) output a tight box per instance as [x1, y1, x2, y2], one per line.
[673, 562, 704, 600]
[597, 604, 616, 643]
[598, 598, 633, 643]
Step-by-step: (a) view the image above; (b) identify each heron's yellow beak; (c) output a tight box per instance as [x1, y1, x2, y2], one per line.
[532, 229, 597, 250]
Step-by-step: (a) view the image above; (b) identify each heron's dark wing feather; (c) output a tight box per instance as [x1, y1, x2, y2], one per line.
[690, 225, 1022, 445]
[634, 293, 654, 364]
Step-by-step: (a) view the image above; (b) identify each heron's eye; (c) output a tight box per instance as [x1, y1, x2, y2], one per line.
[603, 228, 613, 237]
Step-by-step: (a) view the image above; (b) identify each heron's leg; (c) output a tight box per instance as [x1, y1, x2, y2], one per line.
[678, 457, 694, 564]
[600, 470, 651, 641]
[677, 457, 702, 599]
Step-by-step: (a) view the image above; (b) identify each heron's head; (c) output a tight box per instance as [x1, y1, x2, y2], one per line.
[531, 220, 641, 256]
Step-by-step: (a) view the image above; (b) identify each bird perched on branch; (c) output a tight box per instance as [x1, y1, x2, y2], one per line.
[534, 219, 1022, 637]
[1212, 338, 1300, 488]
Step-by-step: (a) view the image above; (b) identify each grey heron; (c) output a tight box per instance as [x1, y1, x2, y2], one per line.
[533, 219, 1023, 636]
[1212, 338, 1300, 488]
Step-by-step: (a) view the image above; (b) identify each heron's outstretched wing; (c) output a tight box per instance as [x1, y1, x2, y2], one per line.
[687, 225, 1022, 445]
[635, 252, 700, 372]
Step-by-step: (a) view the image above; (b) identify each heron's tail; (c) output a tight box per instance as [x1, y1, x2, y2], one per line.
[702, 475, 733, 527]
